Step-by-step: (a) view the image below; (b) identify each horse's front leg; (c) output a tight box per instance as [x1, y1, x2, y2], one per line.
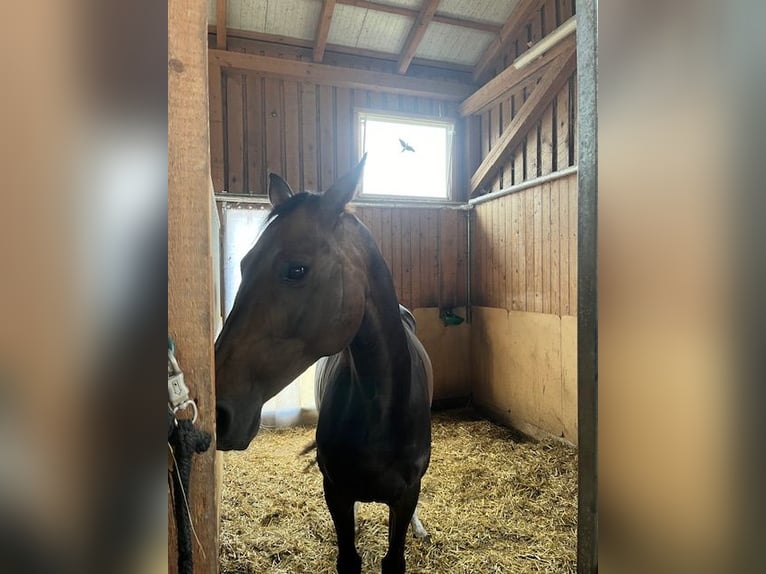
[381, 482, 420, 574]
[323, 477, 361, 574]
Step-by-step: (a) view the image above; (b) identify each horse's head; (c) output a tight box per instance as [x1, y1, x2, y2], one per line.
[215, 157, 369, 450]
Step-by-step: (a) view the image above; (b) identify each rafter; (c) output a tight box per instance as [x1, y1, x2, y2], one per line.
[336, 0, 501, 34]
[397, 0, 441, 74]
[470, 43, 576, 194]
[460, 35, 575, 116]
[209, 49, 473, 101]
[313, 0, 337, 63]
[209, 27, 475, 74]
[216, 0, 227, 50]
[472, 0, 541, 83]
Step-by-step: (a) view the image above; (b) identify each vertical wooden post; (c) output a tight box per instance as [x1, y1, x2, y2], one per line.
[168, 0, 218, 571]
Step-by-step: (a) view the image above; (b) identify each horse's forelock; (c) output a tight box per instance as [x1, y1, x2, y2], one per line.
[266, 191, 320, 221]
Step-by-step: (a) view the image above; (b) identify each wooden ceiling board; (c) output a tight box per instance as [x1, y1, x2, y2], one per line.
[415, 21, 495, 65]
[436, 0, 519, 25]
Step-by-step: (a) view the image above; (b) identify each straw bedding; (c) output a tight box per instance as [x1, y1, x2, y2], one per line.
[219, 409, 577, 573]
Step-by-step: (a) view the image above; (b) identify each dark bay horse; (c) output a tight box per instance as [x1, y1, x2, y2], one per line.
[215, 157, 433, 574]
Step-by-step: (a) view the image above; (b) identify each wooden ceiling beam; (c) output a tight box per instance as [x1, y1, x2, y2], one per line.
[313, 0, 337, 63]
[209, 27, 475, 74]
[336, 0, 501, 34]
[209, 49, 473, 101]
[460, 35, 575, 116]
[470, 44, 576, 194]
[472, 0, 542, 83]
[397, 0, 441, 74]
[216, 0, 227, 50]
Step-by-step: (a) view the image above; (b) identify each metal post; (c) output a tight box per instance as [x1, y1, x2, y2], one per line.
[575, 1, 598, 573]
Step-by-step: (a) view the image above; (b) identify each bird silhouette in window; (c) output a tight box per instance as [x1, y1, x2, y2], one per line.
[399, 138, 415, 153]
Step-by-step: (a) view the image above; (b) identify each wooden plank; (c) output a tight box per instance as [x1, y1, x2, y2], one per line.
[245, 75, 264, 194]
[556, 80, 570, 170]
[512, 98, 524, 184]
[542, 0, 557, 35]
[226, 73, 245, 192]
[485, 204, 494, 307]
[540, 100, 554, 175]
[489, 105, 501, 192]
[400, 211, 412, 308]
[334, 87, 352, 176]
[209, 49, 474, 101]
[559, 175, 570, 315]
[542, 183, 551, 313]
[391, 209, 402, 301]
[300, 82, 319, 191]
[168, 0, 217, 569]
[511, 192, 524, 310]
[492, 198, 505, 308]
[501, 97, 512, 188]
[525, 14, 542, 180]
[505, 194, 515, 310]
[533, 184, 543, 312]
[397, 0, 441, 75]
[483, 208, 490, 308]
[424, 209, 438, 307]
[379, 208, 392, 273]
[460, 35, 574, 116]
[568, 176, 577, 315]
[411, 211, 423, 307]
[209, 61, 225, 192]
[313, 0, 337, 63]
[318, 85, 335, 190]
[283, 80, 301, 190]
[456, 213, 467, 305]
[525, 188, 535, 311]
[473, 0, 543, 82]
[499, 197, 508, 310]
[469, 45, 576, 194]
[439, 209, 458, 308]
[336, 0, 502, 34]
[264, 77, 284, 178]
[550, 179, 561, 315]
[216, 0, 227, 50]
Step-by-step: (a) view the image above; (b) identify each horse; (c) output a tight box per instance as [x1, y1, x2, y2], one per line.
[313, 303, 432, 542]
[214, 157, 433, 574]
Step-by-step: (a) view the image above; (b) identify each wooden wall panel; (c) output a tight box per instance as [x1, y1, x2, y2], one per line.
[471, 307, 577, 443]
[473, 0, 577, 194]
[347, 207, 468, 311]
[212, 66, 460, 197]
[472, 172, 577, 316]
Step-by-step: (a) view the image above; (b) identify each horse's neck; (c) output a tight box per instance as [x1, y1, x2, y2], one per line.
[347, 242, 411, 407]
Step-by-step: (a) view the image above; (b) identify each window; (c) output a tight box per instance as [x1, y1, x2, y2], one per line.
[357, 111, 454, 200]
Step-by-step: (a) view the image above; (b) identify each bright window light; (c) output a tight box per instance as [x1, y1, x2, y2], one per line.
[358, 112, 454, 199]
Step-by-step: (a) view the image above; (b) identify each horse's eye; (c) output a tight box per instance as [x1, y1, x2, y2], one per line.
[284, 265, 308, 282]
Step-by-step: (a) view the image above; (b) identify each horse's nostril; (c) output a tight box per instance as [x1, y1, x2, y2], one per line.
[216, 403, 232, 436]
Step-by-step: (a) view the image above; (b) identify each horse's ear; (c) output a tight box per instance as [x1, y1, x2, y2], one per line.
[321, 154, 367, 215]
[268, 173, 293, 207]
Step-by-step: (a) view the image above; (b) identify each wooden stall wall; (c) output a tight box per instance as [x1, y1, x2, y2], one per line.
[474, 0, 577, 194]
[471, 172, 578, 443]
[209, 35, 466, 197]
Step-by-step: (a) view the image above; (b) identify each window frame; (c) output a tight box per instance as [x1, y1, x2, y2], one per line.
[353, 108, 457, 203]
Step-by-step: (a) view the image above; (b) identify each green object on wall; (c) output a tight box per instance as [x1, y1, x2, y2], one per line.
[439, 309, 465, 326]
